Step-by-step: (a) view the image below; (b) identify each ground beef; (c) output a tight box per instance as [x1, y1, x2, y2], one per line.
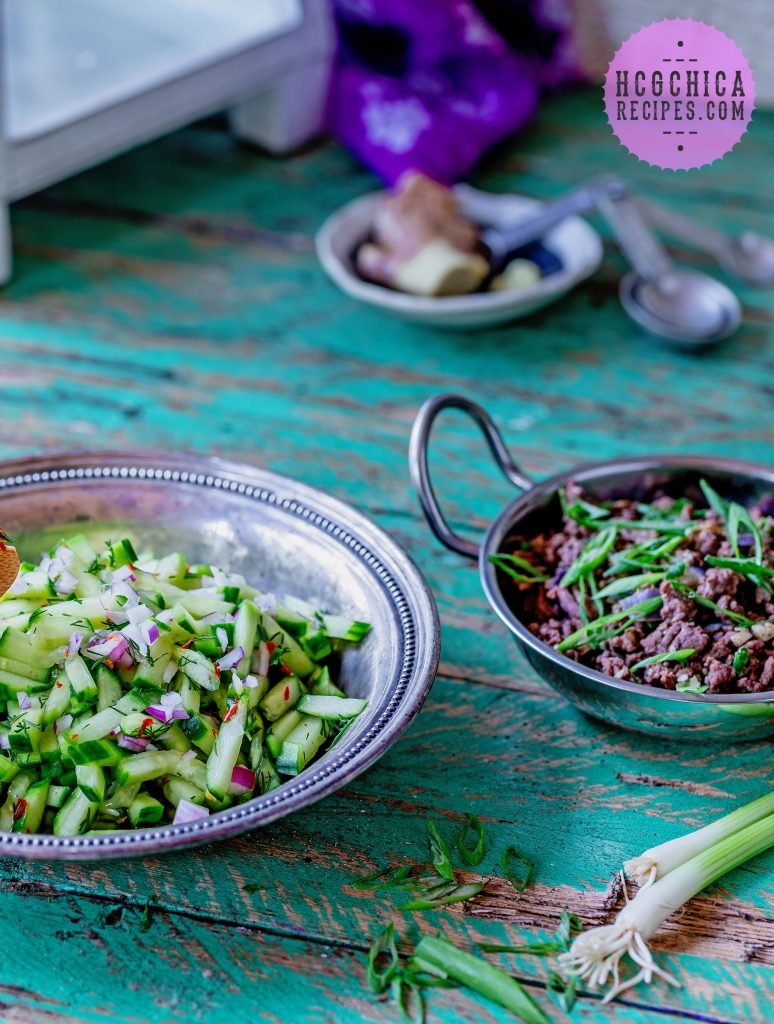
[504, 484, 774, 695]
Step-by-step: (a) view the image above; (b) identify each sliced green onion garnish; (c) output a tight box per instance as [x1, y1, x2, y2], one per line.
[426, 820, 454, 882]
[594, 571, 665, 601]
[699, 478, 729, 518]
[390, 975, 424, 1024]
[561, 526, 617, 587]
[556, 596, 662, 653]
[413, 935, 552, 1024]
[456, 813, 486, 867]
[399, 881, 484, 912]
[547, 971, 577, 1012]
[488, 554, 548, 584]
[501, 846, 533, 892]
[630, 648, 695, 673]
[367, 923, 399, 994]
[352, 864, 413, 891]
[733, 647, 750, 675]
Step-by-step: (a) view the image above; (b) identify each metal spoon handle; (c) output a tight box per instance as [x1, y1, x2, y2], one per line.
[598, 190, 673, 280]
[479, 186, 597, 256]
[639, 199, 728, 257]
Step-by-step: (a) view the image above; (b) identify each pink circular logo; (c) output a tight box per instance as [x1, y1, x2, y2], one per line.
[604, 19, 755, 171]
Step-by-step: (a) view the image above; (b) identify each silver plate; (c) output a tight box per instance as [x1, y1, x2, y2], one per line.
[0, 452, 440, 859]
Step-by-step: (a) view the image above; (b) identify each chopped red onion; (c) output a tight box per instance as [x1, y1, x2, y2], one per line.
[17, 691, 31, 711]
[112, 564, 137, 583]
[160, 691, 182, 708]
[145, 705, 169, 724]
[254, 593, 276, 613]
[216, 627, 228, 652]
[118, 734, 150, 752]
[0, 734, 9, 750]
[67, 632, 83, 656]
[141, 620, 160, 646]
[121, 622, 147, 658]
[118, 649, 135, 670]
[173, 799, 210, 825]
[243, 674, 260, 689]
[89, 633, 130, 662]
[54, 714, 73, 735]
[216, 647, 244, 672]
[228, 764, 256, 795]
[621, 587, 662, 610]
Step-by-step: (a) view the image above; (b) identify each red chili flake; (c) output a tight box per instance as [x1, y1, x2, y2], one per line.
[184, 565, 190, 574]
[265, 641, 277, 656]
[71, 733, 79, 739]
[223, 703, 238, 723]
[161, 776, 168, 786]
[214, 665, 221, 680]
[55, 681, 63, 689]
[13, 799, 26, 822]
[283, 686, 290, 701]
[105, 659, 114, 669]
[280, 664, 292, 676]
[180, 639, 193, 649]
[140, 717, 154, 735]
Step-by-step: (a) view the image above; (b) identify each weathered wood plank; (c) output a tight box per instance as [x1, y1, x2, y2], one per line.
[0, 90, 771, 1024]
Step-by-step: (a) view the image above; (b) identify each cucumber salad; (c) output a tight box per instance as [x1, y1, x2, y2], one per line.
[0, 534, 370, 836]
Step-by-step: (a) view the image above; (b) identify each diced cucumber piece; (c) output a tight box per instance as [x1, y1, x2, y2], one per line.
[128, 792, 164, 826]
[259, 676, 302, 722]
[0, 628, 60, 667]
[255, 753, 281, 794]
[46, 784, 70, 809]
[107, 538, 137, 569]
[265, 709, 303, 758]
[41, 675, 71, 725]
[0, 667, 49, 696]
[261, 614, 314, 678]
[65, 735, 121, 766]
[311, 666, 346, 698]
[13, 777, 50, 833]
[64, 654, 98, 705]
[163, 776, 205, 807]
[205, 699, 247, 803]
[273, 603, 309, 638]
[76, 763, 105, 803]
[0, 752, 20, 783]
[300, 628, 332, 661]
[116, 750, 181, 786]
[176, 646, 218, 690]
[323, 615, 371, 643]
[233, 601, 259, 676]
[95, 665, 122, 711]
[156, 724, 191, 753]
[276, 716, 327, 776]
[295, 695, 367, 720]
[54, 787, 97, 835]
[73, 706, 122, 742]
[0, 656, 50, 684]
[175, 754, 207, 791]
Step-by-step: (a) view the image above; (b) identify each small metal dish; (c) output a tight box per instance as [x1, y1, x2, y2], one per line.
[0, 452, 439, 859]
[410, 393, 774, 742]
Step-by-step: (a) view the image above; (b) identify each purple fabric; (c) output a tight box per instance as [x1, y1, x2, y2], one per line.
[329, 0, 582, 185]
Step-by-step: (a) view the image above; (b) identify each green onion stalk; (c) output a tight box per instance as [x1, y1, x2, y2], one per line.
[560, 798, 774, 1002]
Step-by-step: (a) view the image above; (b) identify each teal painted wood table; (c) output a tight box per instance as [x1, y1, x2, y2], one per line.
[0, 91, 772, 1024]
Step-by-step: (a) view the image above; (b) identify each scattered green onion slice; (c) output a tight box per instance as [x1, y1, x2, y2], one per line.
[456, 813, 486, 867]
[488, 554, 548, 584]
[414, 935, 552, 1024]
[556, 597, 663, 653]
[426, 821, 454, 882]
[630, 648, 695, 673]
[699, 478, 729, 518]
[399, 881, 484, 912]
[479, 909, 582, 956]
[547, 971, 577, 1013]
[367, 923, 400, 994]
[501, 846, 533, 892]
[352, 864, 413, 891]
[594, 572, 665, 601]
[675, 677, 708, 694]
[733, 647, 750, 675]
[561, 527, 617, 588]
[390, 975, 425, 1024]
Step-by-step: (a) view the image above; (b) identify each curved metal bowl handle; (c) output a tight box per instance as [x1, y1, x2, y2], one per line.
[409, 393, 534, 559]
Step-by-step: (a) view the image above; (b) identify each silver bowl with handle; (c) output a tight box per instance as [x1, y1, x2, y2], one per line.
[0, 451, 439, 859]
[410, 393, 774, 741]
